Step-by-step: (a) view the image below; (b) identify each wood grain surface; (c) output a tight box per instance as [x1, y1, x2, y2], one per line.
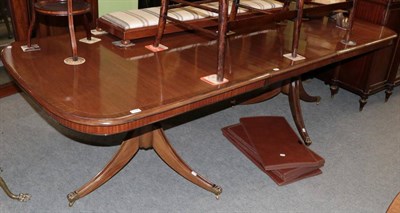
[1, 18, 396, 136]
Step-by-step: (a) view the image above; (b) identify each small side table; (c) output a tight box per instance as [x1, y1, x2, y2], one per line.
[24, 0, 92, 65]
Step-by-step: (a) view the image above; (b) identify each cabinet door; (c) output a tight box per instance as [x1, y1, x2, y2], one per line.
[356, 0, 390, 25]
[386, 5, 400, 84]
[336, 45, 393, 91]
[356, 0, 400, 86]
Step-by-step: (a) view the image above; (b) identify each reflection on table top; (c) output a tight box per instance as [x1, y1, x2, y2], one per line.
[1, 18, 396, 135]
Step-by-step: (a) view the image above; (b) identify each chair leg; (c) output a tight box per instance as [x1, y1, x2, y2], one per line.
[229, 0, 240, 22]
[291, 0, 304, 57]
[216, 0, 229, 82]
[153, 0, 170, 47]
[152, 128, 222, 198]
[67, 0, 78, 61]
[83, 13, 92, 40]
[27, 4, 37, 47]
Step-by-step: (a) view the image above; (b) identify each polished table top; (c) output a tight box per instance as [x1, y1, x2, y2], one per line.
[1, 18, 396, 136]
[1, 17, 397, 206]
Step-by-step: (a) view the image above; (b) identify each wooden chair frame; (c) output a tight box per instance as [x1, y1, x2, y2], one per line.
[26, 0, 92, 63]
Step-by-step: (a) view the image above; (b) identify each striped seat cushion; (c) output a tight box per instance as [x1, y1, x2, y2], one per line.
[100, 0, 283, 30]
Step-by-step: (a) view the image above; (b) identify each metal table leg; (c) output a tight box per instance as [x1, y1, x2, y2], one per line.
[0, 169, 31, 202]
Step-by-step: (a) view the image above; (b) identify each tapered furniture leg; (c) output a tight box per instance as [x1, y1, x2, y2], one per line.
[288, 78, 312, 146]
[83, 13, 92, 40]
[67, 0, 78, 61]
[298, 80, 321, 104]
[67, 126, 221, 206]
[152, 128, 222, 198]
[282, 80, 320, 104]
[329, 64, 341, 98]
[153, 0, 170, 48]
[385, 85, 393, 102]
[0, 176, 31, 202]
[216, 0, 229, 82]
[27, 0, 37, 47]
[229, 0, 240, 22]
[67, 137, 140, 207]
[330, 84, 339, 98]
[359, 97, 367, 111]
[240, 80, 313, 146]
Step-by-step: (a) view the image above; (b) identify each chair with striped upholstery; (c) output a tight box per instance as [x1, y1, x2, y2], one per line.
[97, 0, 285, 46]
[145, 0, 288, 84]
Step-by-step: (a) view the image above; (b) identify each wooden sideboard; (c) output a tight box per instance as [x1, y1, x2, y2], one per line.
[356, 0, 400, 101]
[318, 0, 400, 110]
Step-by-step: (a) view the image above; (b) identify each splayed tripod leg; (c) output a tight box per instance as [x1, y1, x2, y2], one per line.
[0, 176, 31, 202]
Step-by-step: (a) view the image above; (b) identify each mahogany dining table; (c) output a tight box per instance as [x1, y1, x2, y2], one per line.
[1, 17, 396, 206]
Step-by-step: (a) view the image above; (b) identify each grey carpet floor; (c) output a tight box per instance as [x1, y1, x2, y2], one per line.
[0, 79, 399, 213]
